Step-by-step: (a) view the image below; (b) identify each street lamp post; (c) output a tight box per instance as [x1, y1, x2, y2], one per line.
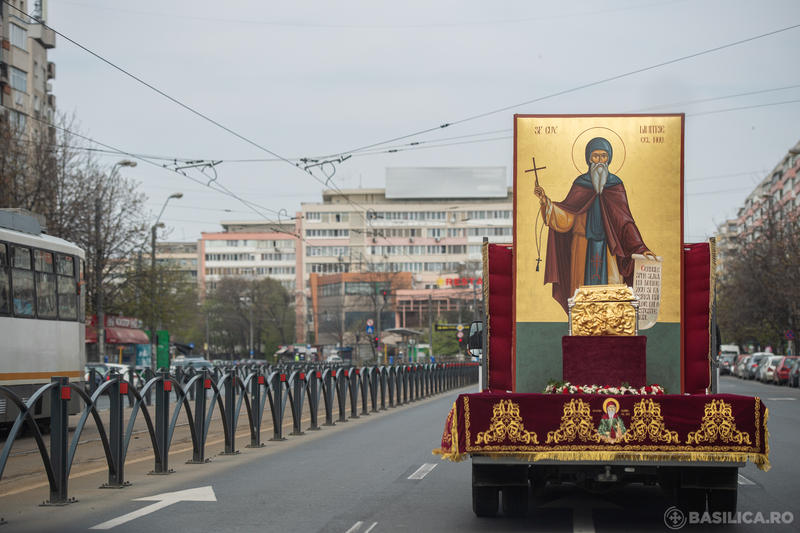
[150, 192, 182, 371]
[240, 296, 254, 357]
[97, 159, 137, 363]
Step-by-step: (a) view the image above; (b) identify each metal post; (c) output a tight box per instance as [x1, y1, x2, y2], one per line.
[269, 373, 287, 441]
[322, 370, 335, 427]
[151, 371, 171, 474]
[290, 371, 305, 436]
[45, 377, 71, 505]
[102, 374, 128, 488]
[247, 370, 265, 448]
[95, 197, 105, 363]
[188, 370, 210, 462]
[150, 225, 157, 371]
[308, 370, 321, 430]
[428, 293, 434, 361]
[249, 304, 254, 357]
[222, 372, 238, 454]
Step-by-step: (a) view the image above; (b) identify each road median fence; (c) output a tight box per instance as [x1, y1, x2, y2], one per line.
[0, 362, 478, 513]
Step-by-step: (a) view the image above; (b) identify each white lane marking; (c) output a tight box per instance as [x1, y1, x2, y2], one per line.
[90, 486, 216, 530]
[364, 522, 378, 533]
[572, 506, 595, 533]
[765, 397, 796, 401]
[345, 521, 364, 533]
[408, 463, 437, 480]
[738, 474, 756, 486]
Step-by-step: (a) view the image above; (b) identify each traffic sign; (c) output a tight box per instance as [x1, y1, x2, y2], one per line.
[457, 331, 464, 338]
[366, 319, 374, 326]
[457, 324, 464, 332]
[366, 325, 374, 334]
[787, 330, 795, 340]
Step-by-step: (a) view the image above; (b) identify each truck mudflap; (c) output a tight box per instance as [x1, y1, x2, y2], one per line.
[433, 392, 769, 471]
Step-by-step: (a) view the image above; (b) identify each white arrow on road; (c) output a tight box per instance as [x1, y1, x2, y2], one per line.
[90, 486, 217, 530]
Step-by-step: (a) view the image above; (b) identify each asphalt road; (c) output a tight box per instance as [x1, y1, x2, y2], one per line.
[2, 377, 799, 532]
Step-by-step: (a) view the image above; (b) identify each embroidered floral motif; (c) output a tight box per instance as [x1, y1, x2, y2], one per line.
[475, 399, 539, 445]
[686, 399, 752, 445]
[623, 398, 679, 444]
[546, 398, 602, 444]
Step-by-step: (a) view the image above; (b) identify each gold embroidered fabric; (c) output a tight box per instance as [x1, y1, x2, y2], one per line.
[623, 399, 679, 444]
[476, 399, 539, 445]
[546, 398, 603, 444]
[686, 399, 752, 445]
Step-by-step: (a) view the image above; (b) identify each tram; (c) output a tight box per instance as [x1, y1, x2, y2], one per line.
[0, 210, 85, 426]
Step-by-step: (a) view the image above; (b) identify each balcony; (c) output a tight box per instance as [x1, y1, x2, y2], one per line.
[46, 61, 55, 80]
[29, 24, 56, 49]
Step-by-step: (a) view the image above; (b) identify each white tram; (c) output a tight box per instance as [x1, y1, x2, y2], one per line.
[0, 210, 85, 425]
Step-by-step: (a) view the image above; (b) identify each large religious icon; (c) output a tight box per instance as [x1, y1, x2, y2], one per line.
[513, 115, 684, 393]
[533, 134, 656, 314]
[515, 115, 683, 322]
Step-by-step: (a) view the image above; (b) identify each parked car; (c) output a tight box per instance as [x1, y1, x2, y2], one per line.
[755, 355, 782, 382]
[84, 363, 109, 387]
[170, 356, 214, 373]
[789, 359, 800, 387]
[733, 355, 751, 378]
[105, 363, 142, 388]
[745, 353, 769, 380]
[325, 354, 343, 364]
[772, 356, 798, 385]
[718, 354, 737, 375]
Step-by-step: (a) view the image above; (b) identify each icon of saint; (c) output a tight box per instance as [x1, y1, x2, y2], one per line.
[534, 137, 655, 314]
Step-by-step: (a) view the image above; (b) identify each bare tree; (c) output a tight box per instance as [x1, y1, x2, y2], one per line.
[718, 207, 800, 351]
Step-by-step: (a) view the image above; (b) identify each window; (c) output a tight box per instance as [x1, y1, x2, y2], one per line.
[79, 259, 86, 321]
[10, 24, 27, 50]
[34, 250, 56, 318]
[306, 212, 321, 221]
[10, 66, 27, 92]
[57, 254, 76, 320]
[0, 244, 8, 314]
[11, 246, 34, 317]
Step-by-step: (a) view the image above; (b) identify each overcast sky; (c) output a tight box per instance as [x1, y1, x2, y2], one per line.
[46, 0, 800, 242]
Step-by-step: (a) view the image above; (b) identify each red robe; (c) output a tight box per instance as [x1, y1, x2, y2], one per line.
[543, 177, 649, 313]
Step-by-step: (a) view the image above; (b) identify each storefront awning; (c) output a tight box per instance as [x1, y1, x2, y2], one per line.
[86, 325, 150, 345]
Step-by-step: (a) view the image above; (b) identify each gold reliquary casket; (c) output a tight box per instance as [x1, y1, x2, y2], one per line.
[568, 284, 639, 336]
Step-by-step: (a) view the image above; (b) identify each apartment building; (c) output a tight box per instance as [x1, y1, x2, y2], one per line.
[0, 0, 56, 132]
[195, 167, 513, 345]
[155, 241, 199, 283]
[715, 140, 800, 274]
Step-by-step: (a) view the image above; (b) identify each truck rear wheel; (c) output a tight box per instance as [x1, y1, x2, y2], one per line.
[707, 487, 737, 514]
[472, 486, 499, 517]
[501, 486, 529, 516]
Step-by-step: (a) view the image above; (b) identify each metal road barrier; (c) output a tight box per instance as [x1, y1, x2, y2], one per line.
[0, 362, 478, 511]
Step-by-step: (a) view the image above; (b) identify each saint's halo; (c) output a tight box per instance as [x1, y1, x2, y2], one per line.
[571, 126, 626, 175]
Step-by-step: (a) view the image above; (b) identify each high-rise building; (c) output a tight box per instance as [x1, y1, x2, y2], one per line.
[197, 167, 514, 346]
[0, 0, 56, 132]
[715, 140, 800, 274]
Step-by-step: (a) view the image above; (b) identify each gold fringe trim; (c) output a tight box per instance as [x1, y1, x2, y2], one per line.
[763, 407, 770, 470]
[434, 450, 770, 471]
[432, 402, 462, 461]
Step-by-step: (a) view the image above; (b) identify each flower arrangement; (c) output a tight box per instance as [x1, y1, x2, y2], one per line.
[544, 380, 666, 395]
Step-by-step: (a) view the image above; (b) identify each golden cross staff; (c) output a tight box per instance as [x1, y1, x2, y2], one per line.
[525, 157, 547, 271]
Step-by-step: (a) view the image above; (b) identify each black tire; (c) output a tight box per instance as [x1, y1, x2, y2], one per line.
[472, 486, 499, 517]
[677, 487, 706, 514]
[707, 488, 737, 514]
[501, 486, 529, 517]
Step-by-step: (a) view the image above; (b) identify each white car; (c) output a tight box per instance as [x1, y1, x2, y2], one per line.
[325, 355, 343, 364]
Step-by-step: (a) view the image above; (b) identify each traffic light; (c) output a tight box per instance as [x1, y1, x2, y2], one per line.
[373, 336, 379, 348]
[381, 289, 389, 303]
